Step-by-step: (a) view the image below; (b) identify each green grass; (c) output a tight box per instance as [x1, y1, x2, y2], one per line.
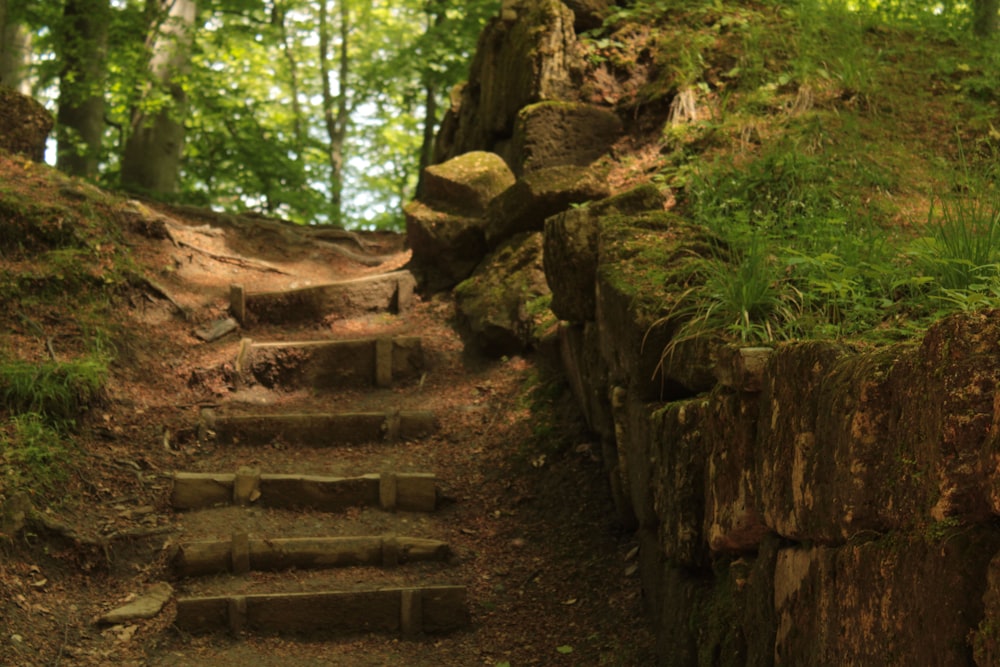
[0, 356, 108, 427]
[1, 413, 72, 495]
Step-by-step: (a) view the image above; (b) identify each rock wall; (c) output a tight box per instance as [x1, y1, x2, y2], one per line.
[418, 1, 1000, 663]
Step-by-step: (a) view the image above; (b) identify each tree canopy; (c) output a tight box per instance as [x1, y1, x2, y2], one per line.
[9, 0, 495, 229]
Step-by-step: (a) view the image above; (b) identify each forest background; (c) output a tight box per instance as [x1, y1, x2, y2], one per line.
[0, 0, 495, 229]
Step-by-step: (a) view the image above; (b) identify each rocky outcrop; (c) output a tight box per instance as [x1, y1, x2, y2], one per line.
[412, 1, 1000, 663]
[0, 88, 52, 161]
[510, 101, 622, 176]
[558, 269, 1000, 663]
[544, 184, 668, 322]
[434, 0, 586, 168]
[405, 152, 514, 292]
[541, 176, 1000, 663]
[453, 232, 554, 356]
[485, 165, 611, 247]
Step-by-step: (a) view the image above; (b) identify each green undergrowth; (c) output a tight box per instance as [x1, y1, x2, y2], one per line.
[584, 0, 1000, 348]
[0, 156, 128, 515]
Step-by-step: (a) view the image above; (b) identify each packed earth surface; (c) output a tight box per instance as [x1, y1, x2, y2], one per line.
[0, 154, 655, 666]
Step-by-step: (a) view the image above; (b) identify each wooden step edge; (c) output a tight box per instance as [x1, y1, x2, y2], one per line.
[170, 471, 438, 513]
[238, 269, 415, 300]
[230, 270, 416, 326]
[246, 334, 422, 350]
[174, 585, 468, 637]
[203, 409, 438, 446]
[174, 534, 452, 577]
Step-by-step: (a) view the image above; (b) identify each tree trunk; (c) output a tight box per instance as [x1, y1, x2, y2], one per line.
[275, 2, 306, 154]
[0, 0, 32, 94]
[121, 0, 198, 195]
[974, 0, 999, 37]
[416, 1, 446, 198]
[56, 0, 109, 178]
[319, 0, 351, 226]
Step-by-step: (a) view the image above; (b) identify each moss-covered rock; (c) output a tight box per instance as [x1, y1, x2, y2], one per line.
[404, 200, 487, 293]
[453, 232, 554, 356]
[544, 183, 668, 322]
[510, 101, 622, 176]
[485, 164, 611, 247]
[434, 0, 585, 164]
[595, 211, 721, 400]
[420, 151, 515, 215]
[407, 152, 515, 293]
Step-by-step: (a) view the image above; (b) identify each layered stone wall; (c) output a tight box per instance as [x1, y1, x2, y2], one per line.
[552, 204, 1000, 665]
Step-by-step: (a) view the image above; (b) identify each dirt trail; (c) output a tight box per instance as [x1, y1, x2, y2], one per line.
[2, 206, 654, 667]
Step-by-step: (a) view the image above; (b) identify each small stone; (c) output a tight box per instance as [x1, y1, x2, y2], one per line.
[99, 582, 173, 624]
[10, 634, 23, 644]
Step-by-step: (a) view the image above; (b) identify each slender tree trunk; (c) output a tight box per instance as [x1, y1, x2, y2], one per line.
[275, 2, 305, 153]
[0, 0, 32, 94]
[56, 0, 109, 178]
[121, 0, 198, 195]
[416, 1, 446, 197]
[319, 0, 351, 225]
[974, 0, 999, 37]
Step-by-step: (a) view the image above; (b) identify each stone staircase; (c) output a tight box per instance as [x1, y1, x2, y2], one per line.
[158, 269, 470, 648]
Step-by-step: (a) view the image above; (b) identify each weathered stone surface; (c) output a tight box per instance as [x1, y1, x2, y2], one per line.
[99, 583, 174, 624]
[704, 390, 769, 554]
[559, 322, 613, 440]
[0, 89, 52, 161]
[454, 232, 554, 356]
[753, 313, 1000, 544]
[974, 550, 1000, 665]
[420, 151, 515, 215]
[510, 101, 621, 176]
[485, 165, 611, 247]
[404, 200, 487, 293]
[774, 529, 999, 665]
[544, 183, 668, 322]
[434, 0, 585, 165]
[645, 399, 709, 566]
[595, 211, 720, 400]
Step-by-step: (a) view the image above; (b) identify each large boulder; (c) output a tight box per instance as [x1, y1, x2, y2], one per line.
[0, 88, 52, 161]
[510, 101, 622, 176]
[485, 165, 611, 247]
[406, 152, 515, 293]
[453, 232, 554, 356]
[420, 151, 515, 214]
[544, 183, 667, 322]
[434, 0, 585, 166]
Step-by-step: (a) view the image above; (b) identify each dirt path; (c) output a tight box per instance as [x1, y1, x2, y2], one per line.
[1, 206, 655, 667]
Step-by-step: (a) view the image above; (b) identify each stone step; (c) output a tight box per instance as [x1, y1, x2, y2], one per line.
[171, 470, 438, 512]
[230, 270, 416, 326]
[235, 336, 425, 390]
[174, 585, 468, 637]
[175, 533, 452, 577]
[202, 409, 437, 446]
